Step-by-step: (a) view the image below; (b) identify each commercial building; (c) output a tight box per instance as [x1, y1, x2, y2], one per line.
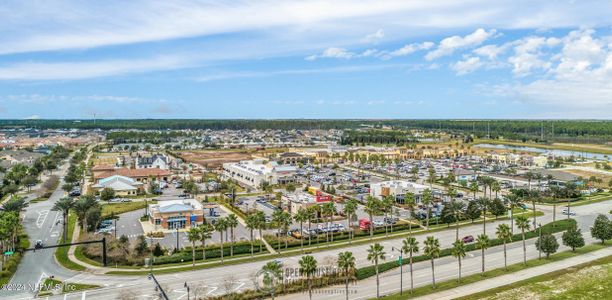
[148, 198, 204, 230]
[222, 159, 297, 188]
[370, 180, 429, 204]
[93, 167, 173, 183]
[285, 191, 331, 216]
[91, 175, 144, 196]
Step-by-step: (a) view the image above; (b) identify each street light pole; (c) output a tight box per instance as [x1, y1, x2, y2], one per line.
[392, 247, 403, 295]
[176, 223, 180, 251]
[184, 282, 190, 300]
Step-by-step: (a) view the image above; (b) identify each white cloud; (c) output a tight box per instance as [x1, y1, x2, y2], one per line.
[508, 36, 560, 75]
[0, 94, 163, 104]
[389, 42, 434, 57]
[426, 28, 497, 60]
[305, 47, 355, 60]
[473, 44, 509, 60]
[24, 115, 41, 120]
[361, 29, 385, 44]
[451, 56, 484, 75]
[0, 55, 193, 80]
[2, 1, 612, 57]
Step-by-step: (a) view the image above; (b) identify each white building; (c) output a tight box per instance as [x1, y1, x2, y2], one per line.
[370, 180, 429, 204]
[223, 159, 297, 188]
[91, 175, 144, 196]
[136, 154, 170, 170]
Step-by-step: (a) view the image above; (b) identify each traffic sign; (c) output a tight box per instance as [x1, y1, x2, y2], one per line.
[4, 251, 14, 256]
[398, 256, 402, 265]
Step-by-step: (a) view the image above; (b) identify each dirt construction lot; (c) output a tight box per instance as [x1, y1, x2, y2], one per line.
[176, 150, 253, 168]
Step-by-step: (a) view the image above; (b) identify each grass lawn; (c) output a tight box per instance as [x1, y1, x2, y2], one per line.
[101, 200, 156, 218]
[38, 278, 99, 296]
[380, 241, 611, 300]
[472, 139, 612, 155]
[54, 212, 86, 271]
[459, 251, 612, 299]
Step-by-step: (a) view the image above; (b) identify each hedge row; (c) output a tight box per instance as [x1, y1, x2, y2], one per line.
[355, 218, 576, 279]
[153, 240, 264, 265]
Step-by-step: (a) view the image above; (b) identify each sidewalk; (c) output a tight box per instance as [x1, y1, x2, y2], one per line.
[413, 247, 612, 300]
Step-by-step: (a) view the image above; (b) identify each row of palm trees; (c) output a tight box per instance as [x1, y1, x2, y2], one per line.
[185, 214, 239, 266]
[283, 216, 531, 300]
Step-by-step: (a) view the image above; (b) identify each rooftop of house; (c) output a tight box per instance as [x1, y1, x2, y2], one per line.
[94, 167, 173, 179]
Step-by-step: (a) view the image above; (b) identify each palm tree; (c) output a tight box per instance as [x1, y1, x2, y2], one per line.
[506, 194, 523, 234]
[381, 195, 395, 236]
[271, 210, 284, 251]
[186, 227, 200, 267]
[423, 236, 441, 288]
[299, 255, 318, 300]
[367, 243, 386, 298]
[475, 234, 489, 275]
[245, 214, 257, 257]
[215, 217, 228, 263]
[226, 214, 238, 257]
[491, 181, 501, 199]
[72, 195, 98, 233]
[404, 193, 417, 235]
[52, 197, 74, 243]
[451, 240, 467, 282]
[515, 215, 531, 265]
[401, 237, 419, 294]
[198, 223, 213, 260]
[294, 208, 309, 252]
[322, 201, 336, 243]
[255, 211, 266, 252]
[525, 171, 534, 190]
[364, 196, 380, 239]
[496, 224, 512, 270]
[422, 189, 433, 228]
[476, 197, 490, 235]
[306, 205, 317, 246]
[262, 261, 283, 300]
[343, 199, 357, 242]
[444, 200, 466, 240]
[469, 181, 479, 199]
[280, 211, 292, 249]
[337, 251, 356, 300]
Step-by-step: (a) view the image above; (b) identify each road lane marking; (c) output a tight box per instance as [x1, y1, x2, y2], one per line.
[36, 210, 49, 228]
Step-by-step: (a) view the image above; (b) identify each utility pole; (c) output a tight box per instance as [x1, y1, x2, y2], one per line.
[541, 121, 544, 140]
[487, 121, 490, 139]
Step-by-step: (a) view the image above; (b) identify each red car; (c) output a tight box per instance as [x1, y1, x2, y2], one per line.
[462, 235, 474, 243]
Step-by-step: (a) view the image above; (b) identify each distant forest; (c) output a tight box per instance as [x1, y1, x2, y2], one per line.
[1, 119, 611, 144]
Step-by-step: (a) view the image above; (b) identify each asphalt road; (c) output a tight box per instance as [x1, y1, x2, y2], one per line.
[5, 199, 604, 300]
[0, 161, 77, 298]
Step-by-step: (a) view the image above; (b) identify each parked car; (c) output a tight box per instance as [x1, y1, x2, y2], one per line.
[69, 190, 81, 197]
[461, 235, 474, 243]
[35, 240, 44, 249]
[372, 220, 384, 227]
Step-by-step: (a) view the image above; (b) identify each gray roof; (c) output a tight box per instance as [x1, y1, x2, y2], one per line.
[158, 203, 193, 213]
[137, 154, 167, 166]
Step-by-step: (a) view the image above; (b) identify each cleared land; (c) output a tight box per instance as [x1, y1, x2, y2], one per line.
[468, 255, 612, 300]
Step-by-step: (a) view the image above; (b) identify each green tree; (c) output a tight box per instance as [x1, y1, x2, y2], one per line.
[343, 199, 357, 242]
[465, 200, 481, 223]
[100, 187, 115, 201]
[294, 208, 309, 252]
[536, 234, 559, 258]
[262, 260, 283, 300]
[215, 217, 228, 263]
[422, 189, 433, 228]
[423, 236, 441, 288]
[562, 225, 585, 252]
[496, 224, 512, 270]
[299, 255, 318, 300]
[451, 240, 467, 282]
[255, 211, 266, 252]
[52, 197, 74, 243]
[198, 223, 213, 260]
[590, 214, 611, 244]
[226, 214, 238, 256]
[73, 195, 99, 232]
[475, 234, 489, 275]
[245, 214, 258, 257]
[381, 195, 395, 236]
[364, 196, 380, 239]
[515, 215, 531, 265]
[489, 198, 506, 220]
[367, 243, 386, 298]
[337, 251, 356, 300]
[402, 237, 419, 294]
[152, 243, 164, 256]
[186, 227, 200, 267]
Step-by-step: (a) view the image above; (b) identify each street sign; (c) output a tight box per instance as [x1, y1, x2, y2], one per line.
[4, 251, 14, 256]
[398, 256, 402, 265]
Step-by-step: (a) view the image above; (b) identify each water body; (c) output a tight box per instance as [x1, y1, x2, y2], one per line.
[474, 143, 611, 161]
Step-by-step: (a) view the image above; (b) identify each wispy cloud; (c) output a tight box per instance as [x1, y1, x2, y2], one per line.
[194, 64, 413, 82]
[426, 28, 498, 60]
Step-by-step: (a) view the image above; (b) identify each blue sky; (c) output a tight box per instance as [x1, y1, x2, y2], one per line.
[1, 0, 611, 119]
